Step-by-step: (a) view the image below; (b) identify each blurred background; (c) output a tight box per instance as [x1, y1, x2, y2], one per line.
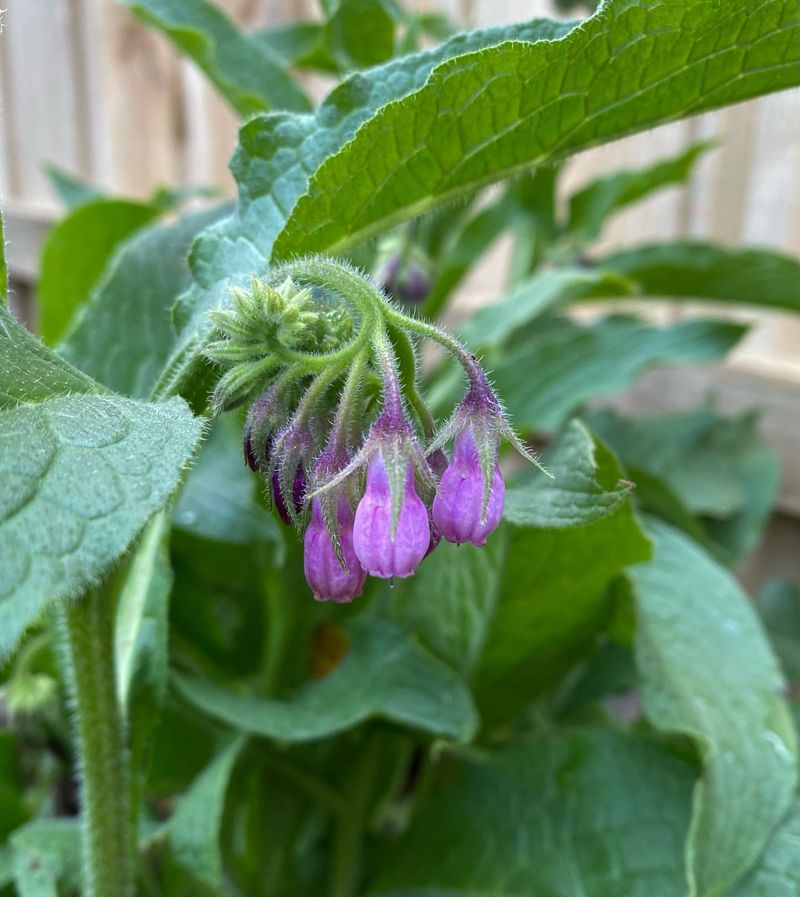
[1, 0, 799, 584]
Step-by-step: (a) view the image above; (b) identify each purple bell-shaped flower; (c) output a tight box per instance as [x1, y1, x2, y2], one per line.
[353, 453, 430, 578]
[432, 426, 505, 546]
[304, 496, 366, 603]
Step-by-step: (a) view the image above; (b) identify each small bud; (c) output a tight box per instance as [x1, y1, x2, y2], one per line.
[432, 426, 505, 546]
[379, 255, 431, 305]
[353, 453, 430, 578]
[304, 497, 366, 603]
[272, 464, 305, 526]
[243, 386, 287, 472]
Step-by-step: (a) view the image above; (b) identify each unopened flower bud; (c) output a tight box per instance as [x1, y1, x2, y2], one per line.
[304, 496, 366, 603]
[353, 453, 430, 578]
[272, 464, 305, 525]
[432, 426, 505, 546]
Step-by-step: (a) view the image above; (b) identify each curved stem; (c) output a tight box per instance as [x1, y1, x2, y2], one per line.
[388, 325, 436, 439]
[60, 587, 134, 897]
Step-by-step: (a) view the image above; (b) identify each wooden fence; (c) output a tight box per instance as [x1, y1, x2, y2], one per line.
[1, 0, 799, 526]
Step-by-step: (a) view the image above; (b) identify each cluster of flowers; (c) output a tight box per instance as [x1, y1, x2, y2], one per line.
[207, 259, 537, 604]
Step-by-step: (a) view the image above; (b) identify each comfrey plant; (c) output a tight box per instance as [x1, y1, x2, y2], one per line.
[206, 259, 539, 601]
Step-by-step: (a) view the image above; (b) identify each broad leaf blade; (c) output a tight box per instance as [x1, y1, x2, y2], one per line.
[119, 0, 310, 115]
[631, 518, 798, 897]
[727, 803, 800, 897]
[38, 199, 159, 345]
[596, 240, 800, 312]
[368, 730, 696, 897]
[274, 0, 800, 256]
[175, 618, 477, 743]
[326, 0, 397, 68]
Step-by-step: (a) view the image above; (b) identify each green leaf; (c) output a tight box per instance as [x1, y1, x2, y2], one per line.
[567, 141, 714, 242]
[44, 164, 106, 211]
[473, 421, 651, 725]
[460, 267, 636, 349]
[59, 205, 228, 399]
[253, 21, 338, 73]
[119, 0, 310, 115]
[174, 416, 281, 546]
[9, 820, 81, 897]
[175, 618, 477, 743]
[0, 211, 7, 305]
[167, 736, 246, 891]
[596, 240, 800, 312]
[38, 199, 160, 344]
[727, 803, 800, 897]
[326, 0, 396, 68]
[368, 729, 696, 897]
[488, 315, 745, 433]
[631, 518, 798, 897]
[115, 512, 172, 717]
[155, 17, 575, 398]
[587, 407, 780, 562]
[756, 578, 800, 683]
[274, 0, 800, 256]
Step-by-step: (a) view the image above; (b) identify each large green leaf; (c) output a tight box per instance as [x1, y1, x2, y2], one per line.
[154, 16, 575, 399]
[631, 518, 798, 897]
[119, 0, 310, 115]
[9, 820, 81, 897]
[596, 240, 800, 312]
[38, 199, 160, 345]
[0, 308, 204, 661]
[367, 729, 696, 897]
[175, 618, 477, 743]
[487, 315, 745, 433]
[587, 407, 780, 562]
[59, 205, 227, 399]
[473, 421, 651, 724]
[274, 0, 800, 256]
[326, 0, 397, 68]
[727, 803, 800, 897]
[567, 141, 713, 242]
[167, 736, 246, 891]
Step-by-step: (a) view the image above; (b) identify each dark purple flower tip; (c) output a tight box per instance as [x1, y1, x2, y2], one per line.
[379, 255, 430, 305]
[432, 426, 505, 546]
[303, 497, 366, 603]
[243, 387, 286, 472]
[353, 453, 430, 579]
[272, 463, 306, 526]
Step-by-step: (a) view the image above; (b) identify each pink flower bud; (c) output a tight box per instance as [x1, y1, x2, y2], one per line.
[353, 453, 430, 578]
[303, 497, 366, 603]
[432, 426, 504, 546]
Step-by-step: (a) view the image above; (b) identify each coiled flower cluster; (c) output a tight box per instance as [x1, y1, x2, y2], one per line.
[206, 258, 539, 603]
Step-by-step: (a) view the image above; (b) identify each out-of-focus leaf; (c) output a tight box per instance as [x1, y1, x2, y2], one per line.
[0, 212, 8, 305]
[488, 315, 745, 433]
[44, 164, 106, 211]
[9, 820, 81, 897]
[254, 21, 338, 73]
[596, 241, 800, 312]
[727, 803, 800, 897]
[367, 730, 695, 897]
[473, 422, 651, 725]
[174, 416, 281, 547]
[631, 518, 798, 897]
[60, 204, 228, 399]
[461, 267, 636, 349]
[167, 736, 246, 891]
[756, 578, 800, 683]
[274, 1, 800, 256]
[119, 0, 310, 115]
[567, 141, 713, 242]
[588, 407, 779, 562]
[175, 618, 477, 743]
[326, 0, 397, 68]
[38, 199, 159, 344]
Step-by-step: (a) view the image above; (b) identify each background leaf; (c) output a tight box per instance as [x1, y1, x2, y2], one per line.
[631, 518, 798, 897]
[0, 211, 7, 305]
[596, 241, 800, 312]
[9, 820, 81, 897]
[119, 0, 310, 115]
[367, 730, 696, 897]
[726, 804, 800, 897]
[175, 618, 477, 743]
[274, 0, 800, 255]
[326, 0, 397, 68]
[38, 199, 160, 345]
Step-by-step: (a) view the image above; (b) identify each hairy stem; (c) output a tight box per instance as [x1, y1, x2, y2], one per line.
[61, 587, 134, 897]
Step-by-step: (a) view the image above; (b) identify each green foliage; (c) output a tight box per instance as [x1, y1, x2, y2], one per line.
[119, 0, 310, 115]
[0, 212, 7, 306]
[631, 518, 798, 897]
[38, 199, 160, 344]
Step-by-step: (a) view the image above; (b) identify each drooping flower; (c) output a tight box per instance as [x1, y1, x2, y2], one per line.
[243, 384, 288, 472]
[304, 496, 366, 603]
[271, 464, 306, 525]
[353, 452, 430, 578]
[432, 425, 505, 546]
